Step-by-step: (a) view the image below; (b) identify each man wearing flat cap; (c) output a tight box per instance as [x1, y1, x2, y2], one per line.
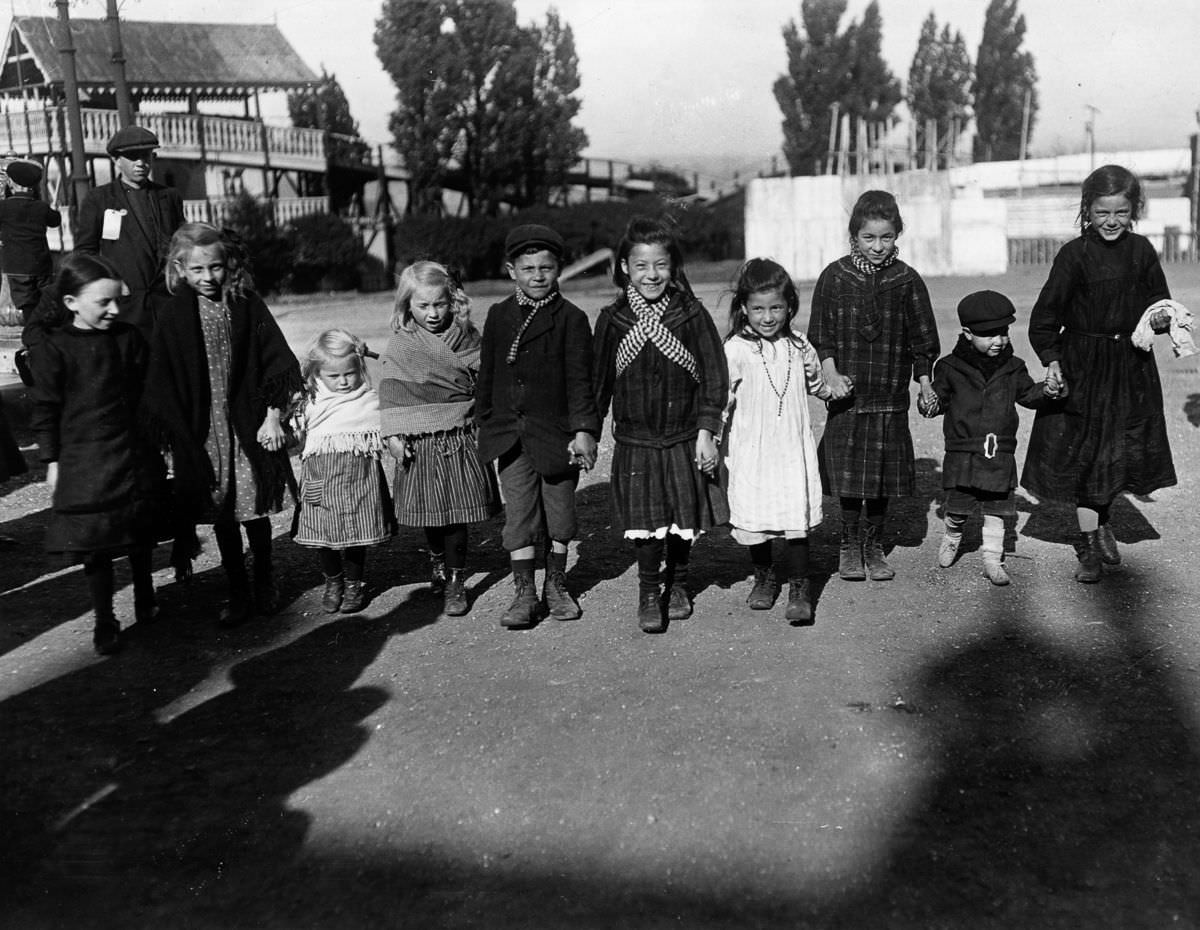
[0, 158, 61, 323]
[75, 125, 184, 335]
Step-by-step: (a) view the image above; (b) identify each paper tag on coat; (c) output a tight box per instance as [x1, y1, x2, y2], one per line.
[101, 209, 126, 240]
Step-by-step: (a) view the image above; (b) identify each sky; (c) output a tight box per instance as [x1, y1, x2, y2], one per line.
[7, 0, 1200, 180]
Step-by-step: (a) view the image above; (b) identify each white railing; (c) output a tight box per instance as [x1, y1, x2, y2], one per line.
[183, 196, 328, 226]
[1, 106, 327, 167]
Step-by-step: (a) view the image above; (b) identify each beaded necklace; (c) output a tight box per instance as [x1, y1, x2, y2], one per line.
[757, 337, 794, 417]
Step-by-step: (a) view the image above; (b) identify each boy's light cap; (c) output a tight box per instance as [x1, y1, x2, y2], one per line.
[958, 290, 1016, 331]
[4, 158, 43, 187]
[504, 224, 564, 259]
[107, 125, 160, 156]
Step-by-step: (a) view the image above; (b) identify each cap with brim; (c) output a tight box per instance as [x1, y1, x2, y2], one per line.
[957, 290, 1016, 332]
[107, 125, 160, 156]
[504, 224, 565, 260]
[4, 159, 43, 188]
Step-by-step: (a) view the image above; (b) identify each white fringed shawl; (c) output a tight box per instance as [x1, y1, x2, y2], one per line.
[297, 381, 384, 458]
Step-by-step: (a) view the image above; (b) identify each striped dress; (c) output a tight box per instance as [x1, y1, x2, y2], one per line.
[292, 382, 394, 549]
[378, 319, 499, 528]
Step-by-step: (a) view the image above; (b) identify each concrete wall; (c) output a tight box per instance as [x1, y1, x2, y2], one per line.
[746, 174, 1008, 280]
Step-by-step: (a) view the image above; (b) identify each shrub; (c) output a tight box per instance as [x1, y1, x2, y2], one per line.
[221, 192, 290, 295]
[392, 194, 744, 280]
[287, 212, 367, 293]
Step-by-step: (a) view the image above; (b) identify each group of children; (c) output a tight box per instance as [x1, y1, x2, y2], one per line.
[25, 163, 1183, 652]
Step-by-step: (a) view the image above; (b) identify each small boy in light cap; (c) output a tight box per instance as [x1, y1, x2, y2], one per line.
[475, 224, 600, 628]
[920, 290, 1062, 585]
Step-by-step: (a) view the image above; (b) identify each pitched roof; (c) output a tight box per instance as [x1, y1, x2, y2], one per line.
[5, 16, 318, 94]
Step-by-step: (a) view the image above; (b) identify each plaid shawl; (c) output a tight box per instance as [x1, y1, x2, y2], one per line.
[379, 320, 481, 437]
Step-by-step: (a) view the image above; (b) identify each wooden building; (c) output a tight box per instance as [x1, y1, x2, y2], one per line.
[0, 15, 403, 246]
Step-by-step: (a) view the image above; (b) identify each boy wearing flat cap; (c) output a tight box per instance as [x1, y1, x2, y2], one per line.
[0, 159, 61, 323]
[476, 223, 601, 628]
[920, 290, 1062, 585]
[75, 125, 183, 336]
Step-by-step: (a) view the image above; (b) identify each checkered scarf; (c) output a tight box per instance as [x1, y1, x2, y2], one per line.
[507, 288, 559, 364]
[614, 286, 699, 382]
[849, 242, 899, 275]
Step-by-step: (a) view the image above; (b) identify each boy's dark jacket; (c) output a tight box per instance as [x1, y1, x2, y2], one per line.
[141, 285, 301, 520]
[930, 338, 1050, 492]
[476, 292, 600, 477]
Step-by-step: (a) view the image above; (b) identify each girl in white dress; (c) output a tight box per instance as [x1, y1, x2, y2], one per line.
[723, 259, 835, 622]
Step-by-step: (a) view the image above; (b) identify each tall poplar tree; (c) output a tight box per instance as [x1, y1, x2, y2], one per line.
[973, 0, 1037, 162]
[375, 0, 588, 216]
[907, 13, 973, 168]
[774, 0, 901, 176]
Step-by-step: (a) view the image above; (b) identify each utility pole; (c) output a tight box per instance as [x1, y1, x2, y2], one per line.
[54, 0, 91, 211]
[1085, 104, 1100, 172]
[106, 0, 134, 126]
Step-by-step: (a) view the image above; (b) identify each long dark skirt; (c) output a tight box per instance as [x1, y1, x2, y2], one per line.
[818, 406, 915, 499]
[610, 439, 728, 534]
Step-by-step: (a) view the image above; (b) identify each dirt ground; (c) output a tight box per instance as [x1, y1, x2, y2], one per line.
[2, 263, 1200, 929]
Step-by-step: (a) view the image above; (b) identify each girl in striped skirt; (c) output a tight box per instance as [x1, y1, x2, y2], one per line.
[293, 329, 395, 614]
[379, 262, 499, 616]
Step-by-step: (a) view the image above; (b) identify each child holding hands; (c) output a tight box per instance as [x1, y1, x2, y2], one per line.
[723, 258, 832, 622]
[143, 223, 301, 627]
[293, 329, 394, 613]
[476, 224, 600, 629]
[1022, 165, 1179, 582]
[593, 216, 729, 634]
[921, 291, 1062, 585]
[379, 261, 499, 616]
[808, 190, 939, 582]
[29, 252, 159, 654]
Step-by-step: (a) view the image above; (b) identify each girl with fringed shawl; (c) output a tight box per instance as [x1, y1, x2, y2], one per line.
[142, 223, 302, 627]
[291, 328, 395, 615]
[378, 261, 499, 617]
[592, 216, 729, 635]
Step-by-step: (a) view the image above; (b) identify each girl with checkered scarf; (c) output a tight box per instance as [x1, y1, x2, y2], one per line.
[593, 217, 729, 634]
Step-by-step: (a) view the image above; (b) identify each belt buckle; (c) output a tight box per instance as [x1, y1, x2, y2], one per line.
[983, 433, 998, 459]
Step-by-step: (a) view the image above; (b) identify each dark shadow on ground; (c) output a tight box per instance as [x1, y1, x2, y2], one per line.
[2, 593, 442, 925]
[1017, 491, 1160, 549]
[1184, 392, 1200, 427]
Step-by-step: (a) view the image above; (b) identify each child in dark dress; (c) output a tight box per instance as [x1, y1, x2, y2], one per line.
[28, 253, 158, 654]
[476, 224, 600, 629]
[593, 217, 729, 634]
[808, 190, 940, 582]
[921, 290, 1061, 586]
[1022, 165, 1178, 583]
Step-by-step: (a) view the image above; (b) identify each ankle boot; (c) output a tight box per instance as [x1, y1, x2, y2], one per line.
[322, 573, 345, 613]
[429, 553, 448, 594]
[1074, 531, 1102, 583]
[785, 578, 813, 623]
[93, 613, 121, 655]
[862, 523, 895, 581]
[1096, 524, 1121, 568]
[443, 569, 469, 616]
[838, 523, 866, 581]
[218, 565, 254, 628]
[500, 570, 540, 629]
[340, 579, 368, 613]
[638, 585, 666, 633]
[542, 568, 581, 621]
[747, 566, 779, 609]
[981, 549, 1010, 586]
[665, 583, 692, 620]
[938, 514, 966, 568]
[254, 572, 281, 615]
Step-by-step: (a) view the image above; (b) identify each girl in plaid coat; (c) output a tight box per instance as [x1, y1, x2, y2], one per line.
[593, 217, 729, 634]
[808, 191, 940, 582]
